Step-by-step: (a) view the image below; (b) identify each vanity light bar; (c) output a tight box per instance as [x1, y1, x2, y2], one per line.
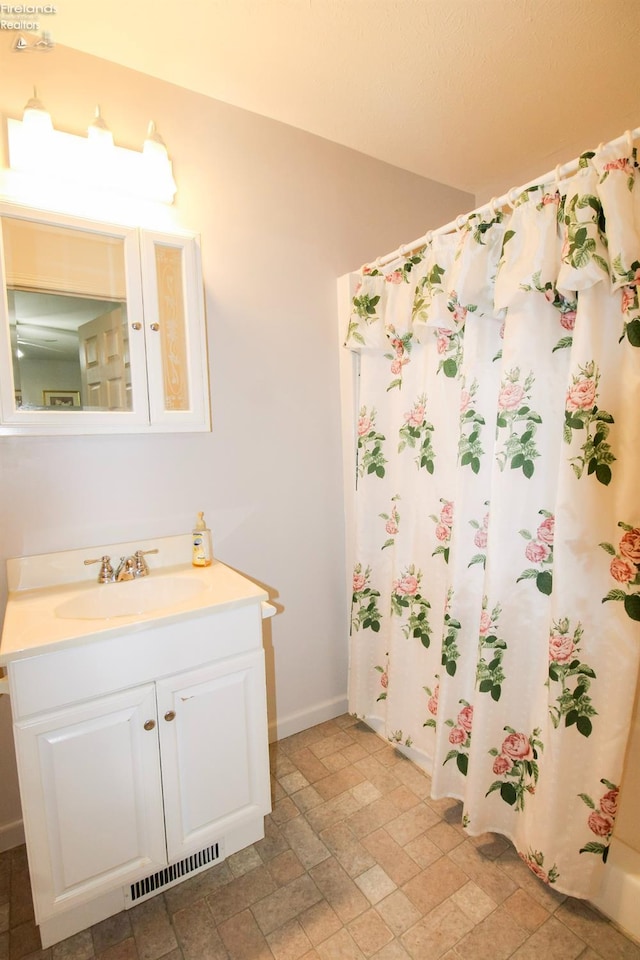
[124, 841, 223, 907]
[6, 113, 177, 204]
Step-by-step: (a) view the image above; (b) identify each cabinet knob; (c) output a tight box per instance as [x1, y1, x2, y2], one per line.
[131, 322, 142, 331]
[164, 710, 176, 722]
[150, 322, 160, 332]
[143, 719, 156, 731]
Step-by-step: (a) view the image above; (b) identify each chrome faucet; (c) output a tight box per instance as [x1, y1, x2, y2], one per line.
[85, 548, 159, 583]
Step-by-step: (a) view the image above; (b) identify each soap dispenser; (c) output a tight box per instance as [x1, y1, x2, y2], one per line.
[192, 512, 213, 567]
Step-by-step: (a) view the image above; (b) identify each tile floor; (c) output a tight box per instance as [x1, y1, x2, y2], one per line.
[2, 714, 640, 960]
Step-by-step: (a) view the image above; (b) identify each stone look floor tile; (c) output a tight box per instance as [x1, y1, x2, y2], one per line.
[374, 891, 422, 938]
[354, 866, 396, 906]
[315, 927, 367, 960]
[308, 858, 369, 924]
[91, 913, 132, 955]
[129, 897, 177, 960]
[319, 823, 376, 878]
[348, 908, 394, 957]
[401, 856, 468, 916]
[51, 930, 93, 960]
[217, 908, 273, 960]
[5, 715, 640, 960]
[298, 901, 343, 946]
[171, 900, 226, 960]
[251, 873, 323, 936]
[266, 918, 313, 960]
[453, 903, 528, 960]
[400, 897, 473, 960]
[361, 829, 421, 887]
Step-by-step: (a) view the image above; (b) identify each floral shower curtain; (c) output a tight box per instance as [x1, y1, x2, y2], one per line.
[345, 141, 640, 899]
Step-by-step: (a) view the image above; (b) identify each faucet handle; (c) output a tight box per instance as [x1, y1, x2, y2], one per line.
[84, 555, 114, 583]
[134, 548, 159, 577]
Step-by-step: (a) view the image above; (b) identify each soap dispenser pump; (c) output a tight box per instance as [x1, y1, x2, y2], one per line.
[192, 511, 213, 567]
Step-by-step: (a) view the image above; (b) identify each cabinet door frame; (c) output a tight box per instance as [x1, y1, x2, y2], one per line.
[140, 230, 211, 432]
[0, 203, 150, 434]
[156, 649, 271, 863]
[13, 683, 167, 922]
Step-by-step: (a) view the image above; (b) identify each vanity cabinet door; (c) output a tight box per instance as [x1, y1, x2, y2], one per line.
[156, 650, 271, 863]
[14, 684, 167, 922]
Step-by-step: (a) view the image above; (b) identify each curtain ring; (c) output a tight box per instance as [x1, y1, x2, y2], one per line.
[455, 214, 467, 232]
[505, 187, 519, 210]
[489, 196, 499, 217]
[554, 164, 563, 187]
[425, 231, 433, 245]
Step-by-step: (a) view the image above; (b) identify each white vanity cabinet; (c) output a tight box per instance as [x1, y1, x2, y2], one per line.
[0, 203, 211, 435]
[1, 549, 272, 947]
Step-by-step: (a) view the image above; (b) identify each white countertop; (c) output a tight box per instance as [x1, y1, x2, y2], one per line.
[1, 535, 270, 665]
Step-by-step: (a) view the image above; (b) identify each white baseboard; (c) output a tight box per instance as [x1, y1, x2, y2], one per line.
[0, 818, 24, 852]
[269, 695, 348, 742]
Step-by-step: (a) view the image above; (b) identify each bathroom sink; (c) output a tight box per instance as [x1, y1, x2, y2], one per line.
[55, 575, 207, 620]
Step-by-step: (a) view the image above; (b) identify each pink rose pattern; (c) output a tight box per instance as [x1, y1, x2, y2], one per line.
[579, 779, 619, 862]
[564, 361, 616, 486]
[495, 368, 542, 478]
[390, 564, 431, 647]
[423, 680, 439, 729]
[519, 270, 577, 352]
[475, 598, 506, 701]
[357, 406, 387, 479]
[468, 506, 490, 570]
[384, 324, 412, 392]
[380, 495, 401, 550]
[458, 378, 485, 475]
[547, 618, 597, 737]
[430, 498, 454, 564]
[615, 260, 640, 347]
[443, 700, 473, 776]
[351, 563, 382, 634]
[375, 660, 389, 702]
[517, 509, 554, 595]
[433, 291, 477, 378]
[518, 849, 559, 885]
[487, 727, 543, 811]
[398, 393, 436, 474]
[600, 522, 640, 621]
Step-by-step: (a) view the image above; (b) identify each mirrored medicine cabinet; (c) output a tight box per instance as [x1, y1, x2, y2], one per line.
[0, 203, 210, 435]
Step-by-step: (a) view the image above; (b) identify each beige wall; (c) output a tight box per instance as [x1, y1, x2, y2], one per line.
[0, 44, 472, 838]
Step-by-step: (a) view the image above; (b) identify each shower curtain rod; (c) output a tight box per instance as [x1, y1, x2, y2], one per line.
[367, 125, 640, 271]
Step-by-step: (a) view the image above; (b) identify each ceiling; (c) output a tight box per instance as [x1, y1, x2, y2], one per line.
[35, 0, 640, 200]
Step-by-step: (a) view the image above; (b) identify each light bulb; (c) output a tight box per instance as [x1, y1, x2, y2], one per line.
[22, 87, 53, 135]
[87, 105, 114, 148]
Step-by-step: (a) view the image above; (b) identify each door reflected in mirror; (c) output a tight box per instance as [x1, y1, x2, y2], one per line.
[2, 213, 133, 413]
[10, 291, 131, 411]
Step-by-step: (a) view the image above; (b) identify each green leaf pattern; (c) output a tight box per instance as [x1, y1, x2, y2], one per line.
[398, 394, 436, 473]
[564, 362, 616, 485]
[578, 779, 619, 862]
[351, 564, 382, 634]
[495, 368, 542, 477]
[548, 619, 597, 737]
[486, 727, 544, 812]
[390, 565, 431, 647]
[600, 522, 640, 621]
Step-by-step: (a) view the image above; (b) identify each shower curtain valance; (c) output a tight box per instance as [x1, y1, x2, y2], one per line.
[344, 127, 640, 900]
[346, 140, 640, 354]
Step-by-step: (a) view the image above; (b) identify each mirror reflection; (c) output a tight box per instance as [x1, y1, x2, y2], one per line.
[2, 215, 132, 413]
[10, 291, 130, 411]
